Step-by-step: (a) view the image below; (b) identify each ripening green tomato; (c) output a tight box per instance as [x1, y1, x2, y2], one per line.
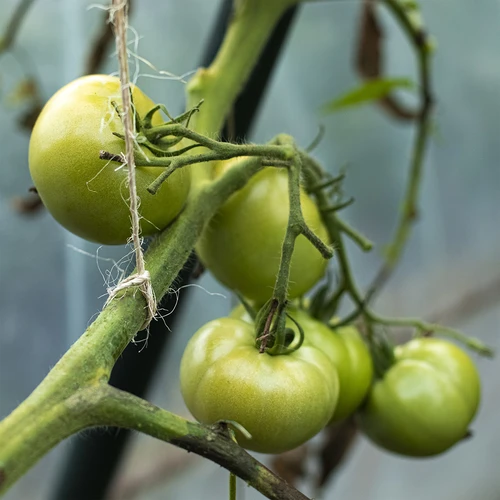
[322, 324, 373, 422]
[357, 337, 481, 457]
[230, 305, 373, 422]
[196, 161, 329, 304]
[29, 74, 190, 245]
[179, 317, 339, 454]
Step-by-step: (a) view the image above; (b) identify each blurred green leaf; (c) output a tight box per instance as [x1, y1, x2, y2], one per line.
[323, 78, 416, 114]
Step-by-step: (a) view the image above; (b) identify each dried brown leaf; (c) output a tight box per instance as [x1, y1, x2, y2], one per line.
[355, 0, 418, 121]
[356, 0, 382, 80]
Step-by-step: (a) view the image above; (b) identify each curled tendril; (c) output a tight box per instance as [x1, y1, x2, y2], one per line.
[265, 312, 305, 356]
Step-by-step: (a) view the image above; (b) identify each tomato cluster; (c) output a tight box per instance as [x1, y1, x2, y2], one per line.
[181, 310, 481, 455]
[180, 155, 481, 456]
[31, 77, 482, 458]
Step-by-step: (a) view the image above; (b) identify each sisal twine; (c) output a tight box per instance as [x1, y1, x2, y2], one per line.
[105, 0, 156, 331]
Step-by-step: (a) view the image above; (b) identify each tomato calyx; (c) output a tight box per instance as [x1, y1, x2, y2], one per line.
[253, 299, 304, 356]
[99, 96, 205, 179]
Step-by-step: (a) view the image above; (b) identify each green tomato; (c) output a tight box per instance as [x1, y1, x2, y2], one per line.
[29, 74, 190, 245]
[230, 305, 373, 422]
[180, 317, 339, 454]
[196, 162, 329, 304]
[357, 337, 481, 457]
[322, 323, 373, 422]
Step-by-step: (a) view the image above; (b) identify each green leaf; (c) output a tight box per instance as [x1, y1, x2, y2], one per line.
[323, 77, 416, 114]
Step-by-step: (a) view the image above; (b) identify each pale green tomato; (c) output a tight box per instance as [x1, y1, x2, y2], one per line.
[196, 161, 329, 304]
[29, 74, 190, 245]
[230, 305, 373, 422]
[357, 337, 481, 457]
[180, 317, 339, 454]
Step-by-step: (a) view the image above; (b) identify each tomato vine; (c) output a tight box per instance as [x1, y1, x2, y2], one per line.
[0, 0, 494, 498]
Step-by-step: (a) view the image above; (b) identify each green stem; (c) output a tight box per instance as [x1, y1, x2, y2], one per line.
[0, 384, 310, 500]
[336, 217, 373, 252]
[265, 143, 333, 354]
[230, 473, 237, 500]
[366, 312, 494, 357]
[142, 141, 294, 194]
[94, 387, 311, 500]
[367, 0, 434, 299]
[0, 386, 112, 493]
[302, 155, 365, 308]
[186, 0, 298, 189]
[0, 157, 268, 495]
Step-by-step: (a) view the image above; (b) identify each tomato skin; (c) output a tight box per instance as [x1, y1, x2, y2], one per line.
[357, 337, 481, 457]
[230, 305, 373, 422]
[323, 324, 373, 422]
[29, 75, 190, 245]
[180, 317, 339, 454]
[196, 162, 329, 304]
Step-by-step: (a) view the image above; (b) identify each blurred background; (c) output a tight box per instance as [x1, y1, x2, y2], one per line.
[0, 0, 499, 499]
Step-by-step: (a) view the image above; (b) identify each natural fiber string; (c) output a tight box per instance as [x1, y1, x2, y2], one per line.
[105, 0, 156, 330]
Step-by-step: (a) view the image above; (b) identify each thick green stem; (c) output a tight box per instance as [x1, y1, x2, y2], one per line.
[0, 387, 107, 493]
[186, 0, 298, 188]
[0, 157, 268, 495]
[0, 384, 310, 500]
[93, 387, 311, 500]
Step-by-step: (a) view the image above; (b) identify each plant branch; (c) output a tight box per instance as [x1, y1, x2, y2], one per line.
[335, 217, 373, 252]
[0, 156, 269, 495]
[257, 137, 333, 354]
[365, 311, 494, 357]
[94, 386, 311, 500]
[186, 0, 300, 189]
[301, 153, 365, 310]
[0, 383, 311, 500]
[366, 0, 434, 300]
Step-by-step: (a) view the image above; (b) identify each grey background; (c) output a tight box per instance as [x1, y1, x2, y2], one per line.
[1, 0, 499, 499]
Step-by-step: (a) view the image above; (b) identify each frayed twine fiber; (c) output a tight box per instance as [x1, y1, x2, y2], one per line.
[105, 0, 156, 331]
